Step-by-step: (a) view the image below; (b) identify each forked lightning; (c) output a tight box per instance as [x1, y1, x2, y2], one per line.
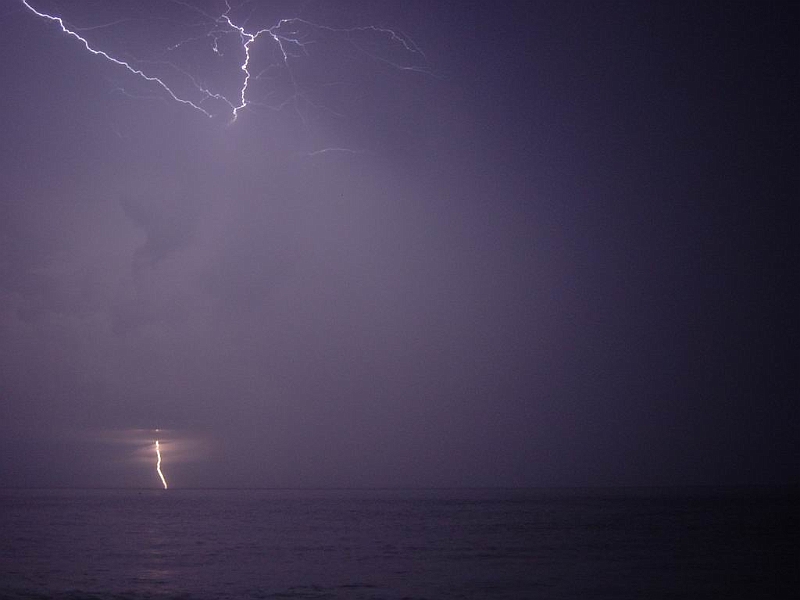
[19, 1, 429, 122]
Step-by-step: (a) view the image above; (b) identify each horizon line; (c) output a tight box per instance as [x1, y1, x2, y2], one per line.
[1, 483, 796, 492]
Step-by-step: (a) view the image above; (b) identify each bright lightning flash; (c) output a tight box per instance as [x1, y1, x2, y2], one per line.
[155, 440, 168, 489]
[19, 0, 430, 123]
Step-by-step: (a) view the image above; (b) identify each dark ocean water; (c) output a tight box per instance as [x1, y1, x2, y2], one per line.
[0, 487, 796, 599]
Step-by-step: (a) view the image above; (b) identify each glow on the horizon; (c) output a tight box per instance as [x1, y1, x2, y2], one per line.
[155, 440, 168, 489]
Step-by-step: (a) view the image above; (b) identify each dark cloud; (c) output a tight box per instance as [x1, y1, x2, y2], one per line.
[119, 175, 199, 270]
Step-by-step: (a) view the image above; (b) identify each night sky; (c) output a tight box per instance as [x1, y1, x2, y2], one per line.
[0, 1, 796, 489]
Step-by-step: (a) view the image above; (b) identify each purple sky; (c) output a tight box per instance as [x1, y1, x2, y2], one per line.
[0, 1, 795, 489]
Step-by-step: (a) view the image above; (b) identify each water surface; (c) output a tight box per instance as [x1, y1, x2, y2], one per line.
[0, 487, 795, 598]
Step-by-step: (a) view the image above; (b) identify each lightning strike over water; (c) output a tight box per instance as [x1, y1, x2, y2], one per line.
[155, 440, 168, 490]
[18, 0, 430, 124]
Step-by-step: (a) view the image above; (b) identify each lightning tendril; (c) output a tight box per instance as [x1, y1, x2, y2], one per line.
[20, 1, 215, 117]
[155, 440, 168, 489]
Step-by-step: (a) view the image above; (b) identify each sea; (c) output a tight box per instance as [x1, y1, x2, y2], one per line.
[0, 487, 796, 599]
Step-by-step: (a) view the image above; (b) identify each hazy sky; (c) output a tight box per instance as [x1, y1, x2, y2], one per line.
[0, 1, 795, 489]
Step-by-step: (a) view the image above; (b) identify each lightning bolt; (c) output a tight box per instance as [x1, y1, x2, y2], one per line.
[19, 0, 431, 124]
[155, 440, 168, 489]
[20, 1, 215, 117]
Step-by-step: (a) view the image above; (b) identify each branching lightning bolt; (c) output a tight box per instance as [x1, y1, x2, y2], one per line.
[155, 440, 168, 489]
[20, 1, 215, 117]
[19, 0, 431, 124]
